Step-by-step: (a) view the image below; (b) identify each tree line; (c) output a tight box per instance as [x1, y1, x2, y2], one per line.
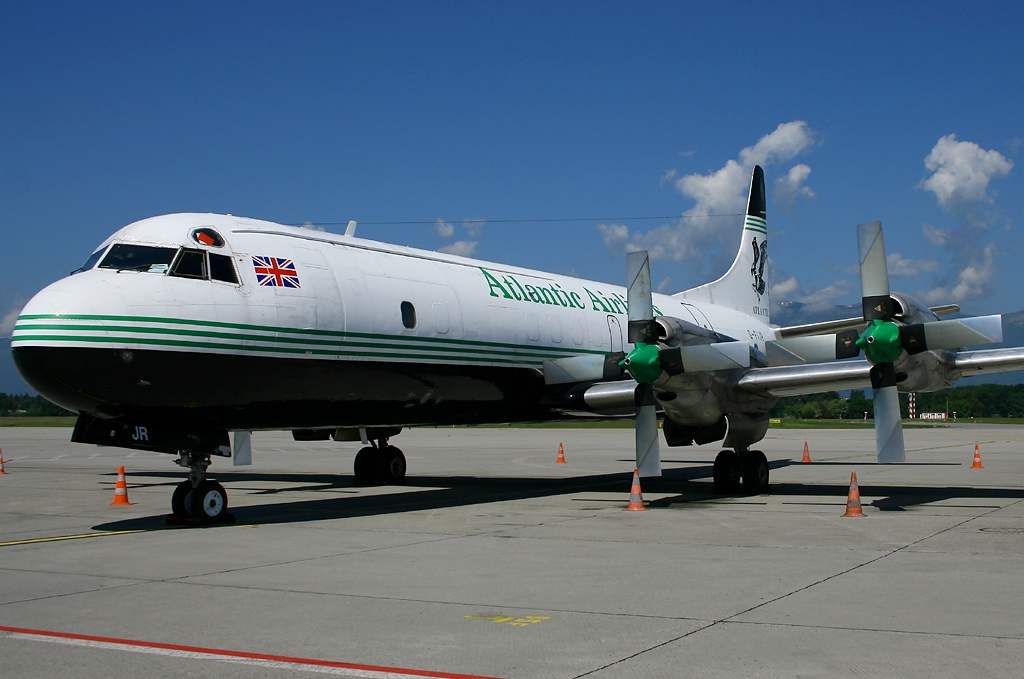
[5, 383, 1024, 419]
[770, 384, 1024, 419]
[0, 393, 72, 416]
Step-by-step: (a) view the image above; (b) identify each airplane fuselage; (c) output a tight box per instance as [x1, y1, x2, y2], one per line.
[12, 213, 776, 433]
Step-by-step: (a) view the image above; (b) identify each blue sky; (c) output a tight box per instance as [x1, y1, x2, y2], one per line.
[2, 1, 1022, 392]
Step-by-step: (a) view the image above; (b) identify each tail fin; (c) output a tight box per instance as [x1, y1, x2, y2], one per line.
[674, 165, 770, 322]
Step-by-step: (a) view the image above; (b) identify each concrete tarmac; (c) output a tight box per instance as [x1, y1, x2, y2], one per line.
[1, 425, 1023, 678]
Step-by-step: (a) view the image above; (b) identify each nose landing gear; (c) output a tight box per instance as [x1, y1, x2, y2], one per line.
[170, 451, 232, 524]
[353, 438, 407, 486]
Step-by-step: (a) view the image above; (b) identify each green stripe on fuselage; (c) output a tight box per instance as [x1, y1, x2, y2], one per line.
[12, 323, 569, 361]
[16, 313, 607, 356]
[10, 334, 547, 366]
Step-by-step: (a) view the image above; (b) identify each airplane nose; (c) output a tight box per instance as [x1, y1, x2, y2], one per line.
[11, 275, 129, 416]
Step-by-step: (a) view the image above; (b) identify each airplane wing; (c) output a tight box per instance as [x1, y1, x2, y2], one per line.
[737, 346, 1024, 398]
[775, 304, 961, 338]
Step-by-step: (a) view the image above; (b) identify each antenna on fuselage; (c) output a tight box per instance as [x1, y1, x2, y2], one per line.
[344, 220, 358, 237]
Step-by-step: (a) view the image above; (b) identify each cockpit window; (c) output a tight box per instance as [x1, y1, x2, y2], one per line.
[99, 244, 178, 273]
[73, 246, 108, 274]
[170, 248, 208, 279]
[209, 253, 239, 284]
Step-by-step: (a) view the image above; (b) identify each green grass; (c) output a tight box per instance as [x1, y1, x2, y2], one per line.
[769, 419, 943, 429]
[0, 416, 78, 427]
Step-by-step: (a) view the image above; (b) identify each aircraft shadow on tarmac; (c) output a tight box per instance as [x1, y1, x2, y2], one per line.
[91, 459, 1024, 531]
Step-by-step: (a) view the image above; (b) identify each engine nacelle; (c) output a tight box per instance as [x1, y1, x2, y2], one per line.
[889, 293, 941, 325]
[654, 316, 719, 346]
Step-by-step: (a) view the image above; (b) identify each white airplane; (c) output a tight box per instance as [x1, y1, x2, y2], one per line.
[12, 166, 1024, 522]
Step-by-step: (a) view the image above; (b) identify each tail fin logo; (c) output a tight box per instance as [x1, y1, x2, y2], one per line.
[750, 237, 767, 298]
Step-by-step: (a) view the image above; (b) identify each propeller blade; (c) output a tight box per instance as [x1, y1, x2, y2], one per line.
[634, 383, 661, 477]
[857, 221, 894, 321]
[870, 363, 905, 463]
[766, 330, 861, 365]
[626, 251, 654, 322]
[901, 315, 1003, 355]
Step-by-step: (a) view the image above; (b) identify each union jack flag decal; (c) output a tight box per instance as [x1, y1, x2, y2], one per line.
[252, 256, 301, 288]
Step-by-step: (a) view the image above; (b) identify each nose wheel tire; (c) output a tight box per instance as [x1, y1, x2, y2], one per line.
[186, 480, 229, 523]
[378, 446, 407, 485]
[353, 446, 378, 486]
[171, 480, 192, 518]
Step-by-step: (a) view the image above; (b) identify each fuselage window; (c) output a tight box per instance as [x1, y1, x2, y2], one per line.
[99, 244, 178, 273]
[209, 253, 239, 284]
[401, 301, 416, 329]
[73, 246, 108, 274]
[170, 248, 208, 279]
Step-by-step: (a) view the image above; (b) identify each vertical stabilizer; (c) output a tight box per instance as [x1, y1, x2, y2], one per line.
[675, 165, 770, 322]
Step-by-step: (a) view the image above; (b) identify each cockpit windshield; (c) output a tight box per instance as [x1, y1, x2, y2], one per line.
[98, 244, 178, 273]
[73, 247, 108, 274]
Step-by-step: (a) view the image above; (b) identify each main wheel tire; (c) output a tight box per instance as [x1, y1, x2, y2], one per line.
[713, 450, 741, 493]
[353, 446, 378, 485]
[377, 446, 407, 485]
[171, 480, 192, 517]
[741, 451, 770, 495]
[187, 480, 228, 522]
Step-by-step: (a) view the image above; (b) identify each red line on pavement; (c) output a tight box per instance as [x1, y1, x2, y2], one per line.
[0, 624, 502, 679]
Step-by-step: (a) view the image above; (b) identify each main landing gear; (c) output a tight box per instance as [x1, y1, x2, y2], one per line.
[713, 449, 769, 495]
[170, 451, 231, 524]
[353, 437, 407, 486]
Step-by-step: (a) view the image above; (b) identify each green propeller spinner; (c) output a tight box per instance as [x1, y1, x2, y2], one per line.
[619, 342, 662, 384]
[855, 319, 902, 365]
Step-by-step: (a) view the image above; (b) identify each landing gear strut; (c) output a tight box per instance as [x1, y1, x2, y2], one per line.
[353, 438, 406, 486]
[170, 451, 230, 523]
[713, 449, 769, 495]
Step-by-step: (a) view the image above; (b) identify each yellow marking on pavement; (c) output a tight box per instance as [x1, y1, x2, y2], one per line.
[464, 614, 552, 628]
[0, 530, 146, 548]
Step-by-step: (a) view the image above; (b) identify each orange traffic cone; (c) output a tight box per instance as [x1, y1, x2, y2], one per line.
[801, 441, 812, 464]
[110, 465, 131, 506]
[556, 442, 567, 465]
[0, 448, 7, 475]
[970, 444, 984, 470]
[626, 468, 646, 511]
[842, 471, 865, 518]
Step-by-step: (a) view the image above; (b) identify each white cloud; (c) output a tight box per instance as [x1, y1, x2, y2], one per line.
[887, 252, 939, 277]
[737, 121, 816, 167]
[597, 223, 631, 251]
[655, 276, 673, 293]
[463, 219, 486, 237]
[598, 121, 817, 269]
[922, 245, 995, 304]
[921, 224, 949, 247]
[1, 300, 24, 337]
[435, 219, 455, 239]
[302, 221, 328, 232]
[921, 134, 1013, 210]
[438, 240, 478, 257]
[773, 275, 800, 297]
[774, 163, 815, 205]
